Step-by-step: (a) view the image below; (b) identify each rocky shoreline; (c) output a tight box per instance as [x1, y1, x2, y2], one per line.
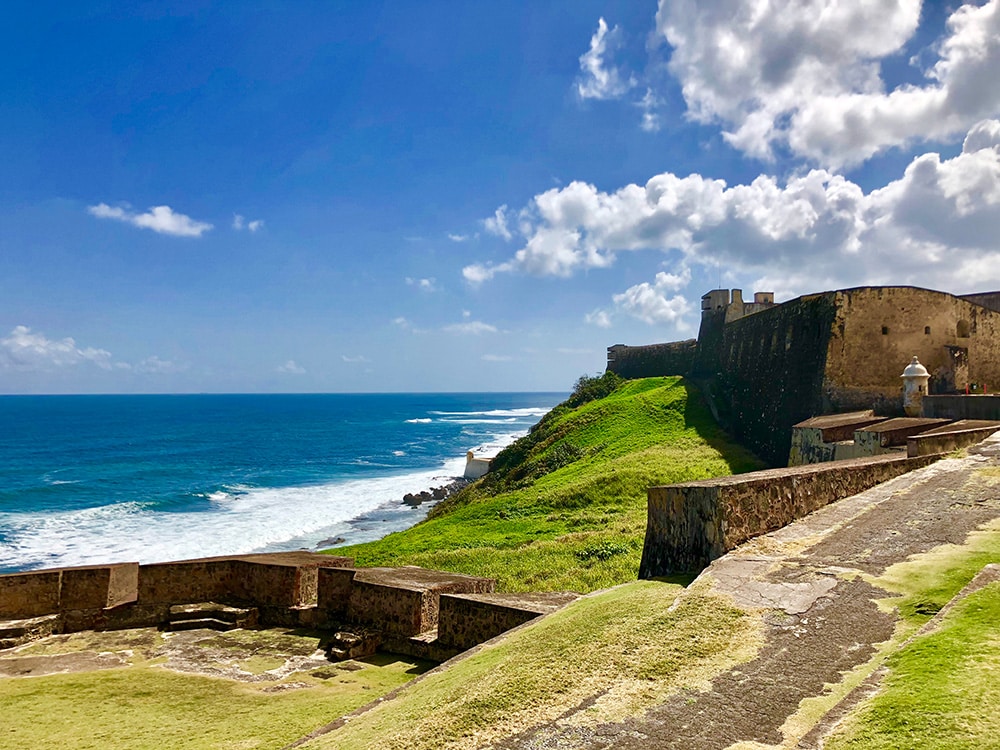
[401, 477, 469, 507]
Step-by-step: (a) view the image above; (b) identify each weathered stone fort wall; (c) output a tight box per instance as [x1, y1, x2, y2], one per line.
[824, 287, 1000, 411]
[0, 553, 556, 659]
[715, 294, 838, 464]
[606, 340, 697, 378]
[638, 452, 942, 577]
[608, 286, 1000, 466]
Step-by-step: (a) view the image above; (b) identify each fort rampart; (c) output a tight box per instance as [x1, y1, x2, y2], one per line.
[608, 286, 1000, 466]
[606, 340, 697, 379]
[0, 552, 564, 660]
[638, 452, 942, 577]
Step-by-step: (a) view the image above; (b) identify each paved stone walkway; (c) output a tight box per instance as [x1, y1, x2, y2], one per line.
[501, 433, 1000, 749]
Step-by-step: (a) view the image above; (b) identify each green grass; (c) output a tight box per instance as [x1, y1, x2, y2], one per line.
[0, 658, 426, 750]
[0, 628, 432, 750]
[826, 581, 1000, 749]
[328, 377, 763, 592]
[873, 518, 1000, 626]
[304, 579, 763, 750]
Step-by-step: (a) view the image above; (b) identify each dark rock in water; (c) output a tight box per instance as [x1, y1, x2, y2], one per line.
[317, 537, 347, 547]
[401, 477, 470, 507]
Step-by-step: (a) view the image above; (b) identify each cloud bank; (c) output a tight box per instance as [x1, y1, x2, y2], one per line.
[467, 119, 1000, 322]
[659, 0, 1000, 167]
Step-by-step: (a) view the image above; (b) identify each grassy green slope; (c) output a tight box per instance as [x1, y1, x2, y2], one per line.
[330, 376, 763, 592]
[304, 579, 761, 750]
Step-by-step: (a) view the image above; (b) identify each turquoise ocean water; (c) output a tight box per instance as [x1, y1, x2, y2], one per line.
[0, 393, 561, 573]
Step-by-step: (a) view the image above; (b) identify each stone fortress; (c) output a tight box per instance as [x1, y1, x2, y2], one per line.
[608, 285, 1000, 465]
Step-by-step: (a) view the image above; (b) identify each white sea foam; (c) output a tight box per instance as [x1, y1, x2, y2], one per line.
[405, 418, 433, 424]
[0, 455, 469, 572]
[429, 408, 550, 418]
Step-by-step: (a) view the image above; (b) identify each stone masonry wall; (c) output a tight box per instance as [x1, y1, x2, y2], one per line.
[606, 340, 697, 379]
[437, 595, 551, 651]
[1, 554, 536, 657]
[824, 287, 1000, 411]
[639, 452, 941, 577]
[0, 570, 61, 619]
[715, 294, 838, 465]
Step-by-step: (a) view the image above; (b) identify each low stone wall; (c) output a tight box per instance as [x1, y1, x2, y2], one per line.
[908, 421, 1000, 457]
[0, 569, 61, 619]
[345, 567, 495, 637]
[347, 581, 427, 638]
[1, 554, 512, 654]
[437, 592, 577, 651]
[1, 555, 567, 659]
[923, 395, 1000, 420]
[639, 453, 942, 577]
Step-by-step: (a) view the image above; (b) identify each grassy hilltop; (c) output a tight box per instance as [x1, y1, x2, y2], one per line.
[331, 374, 763, 592]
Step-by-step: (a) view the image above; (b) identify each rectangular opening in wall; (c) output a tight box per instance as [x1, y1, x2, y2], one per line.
[882, 326, 889, 335]
[925, 326, 931, 335]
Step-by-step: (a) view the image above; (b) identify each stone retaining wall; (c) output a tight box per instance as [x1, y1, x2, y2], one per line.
[1, 553, 531, 659]
[437, 592, 578, 651]
[639, 453, 942, 577]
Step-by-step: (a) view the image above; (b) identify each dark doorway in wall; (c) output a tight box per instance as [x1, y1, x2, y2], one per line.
[936, 345, 969, 393]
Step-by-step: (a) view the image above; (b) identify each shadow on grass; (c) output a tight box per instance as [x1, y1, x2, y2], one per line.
[680, 377, 768, 473]
[647, 572, 699, 588]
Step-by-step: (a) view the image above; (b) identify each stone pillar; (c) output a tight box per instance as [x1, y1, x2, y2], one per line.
[901, 356, 931, 417]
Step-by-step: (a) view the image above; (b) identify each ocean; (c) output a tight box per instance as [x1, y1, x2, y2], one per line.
[0, 392, 562, 573]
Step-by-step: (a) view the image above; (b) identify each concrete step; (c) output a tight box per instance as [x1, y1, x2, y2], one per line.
[167, 617, 238, 632]
[166, 602, 258, 631]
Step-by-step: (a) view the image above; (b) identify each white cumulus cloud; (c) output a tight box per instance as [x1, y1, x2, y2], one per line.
[233, 214, 265, 232]
[341, 355, 370, 364]
[577, 17, 636, 101]
[584, 309, 612, 328]
[88, 203, 213, 237]
[612, 271, 694, 328]
[405, 277, 438, 292]
[483, 205, 514, 241]
[658, 0, 1000, 167]
[464, 120, 1000, 301]
[0, 326, 113, 370]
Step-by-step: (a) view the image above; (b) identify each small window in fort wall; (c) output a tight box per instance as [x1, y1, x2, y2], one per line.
[925, 326, 931, 335]
[957, 320, 970, 338]
[785, 330, 793, 351]
[882, 326, 889, 335]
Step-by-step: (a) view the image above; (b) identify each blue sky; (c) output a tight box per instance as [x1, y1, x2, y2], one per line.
[3, 1, 1000, 393]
